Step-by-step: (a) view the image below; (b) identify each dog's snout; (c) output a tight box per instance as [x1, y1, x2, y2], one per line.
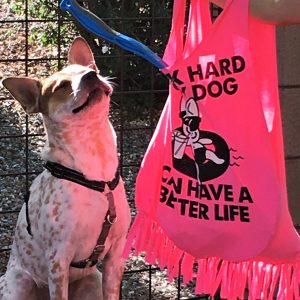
[82, 70, 98, 82]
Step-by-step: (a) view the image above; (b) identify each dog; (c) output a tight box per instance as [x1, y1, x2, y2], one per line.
[0, 37, 131, 300]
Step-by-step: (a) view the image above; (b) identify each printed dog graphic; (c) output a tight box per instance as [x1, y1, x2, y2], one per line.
[0, 37, 131, 300]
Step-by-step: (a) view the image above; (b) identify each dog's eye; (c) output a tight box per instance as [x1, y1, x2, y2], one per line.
[53, 80, 70, 92]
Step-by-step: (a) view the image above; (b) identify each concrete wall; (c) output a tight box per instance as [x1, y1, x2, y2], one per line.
[277, 25, 300, 225]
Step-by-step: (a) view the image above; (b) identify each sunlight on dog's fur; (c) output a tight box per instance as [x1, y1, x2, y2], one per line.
[0, 37, 131, 300]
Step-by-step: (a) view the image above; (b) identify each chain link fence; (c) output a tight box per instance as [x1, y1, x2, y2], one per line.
[0, 1, 222, 299]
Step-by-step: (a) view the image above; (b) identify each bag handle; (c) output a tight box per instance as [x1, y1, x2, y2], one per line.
[163, 0, 222, 65]
[163, 0, 187, 65]
[164, 0, 249, 67]
[183, 0, 211, 57]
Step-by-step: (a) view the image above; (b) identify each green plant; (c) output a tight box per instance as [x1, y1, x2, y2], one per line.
[8, 0, 173, 119]
[72, 0, 172, 118]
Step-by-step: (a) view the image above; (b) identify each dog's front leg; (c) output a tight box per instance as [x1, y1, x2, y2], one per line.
[102, 252, 125, 300]
[47, 255, 70, 300]
[102, 262, 124, 300]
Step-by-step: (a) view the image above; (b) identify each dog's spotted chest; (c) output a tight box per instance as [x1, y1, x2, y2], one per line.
[42, 117, 119, 182]
[27, 173, 109, 277]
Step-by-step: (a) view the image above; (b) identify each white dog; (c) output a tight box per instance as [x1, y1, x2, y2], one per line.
[0, 37, 131, 300]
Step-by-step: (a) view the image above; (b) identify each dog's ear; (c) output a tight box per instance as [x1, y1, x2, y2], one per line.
[1, 77, 41, 114]
[68, 37, 98, 71]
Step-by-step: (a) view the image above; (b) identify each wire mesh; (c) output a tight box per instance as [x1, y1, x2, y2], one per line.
[0, 1, 222, 299]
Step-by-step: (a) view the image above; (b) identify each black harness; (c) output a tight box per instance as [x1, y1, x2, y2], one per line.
[25, 161, 120, 269]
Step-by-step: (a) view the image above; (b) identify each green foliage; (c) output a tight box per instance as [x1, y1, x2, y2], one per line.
[7, 0, 77, 47]
[8, 0, 173, 118]
[75, 0, 173, 117]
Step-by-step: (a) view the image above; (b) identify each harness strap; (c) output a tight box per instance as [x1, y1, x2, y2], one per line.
[24, 161, 120, 269]
[70, 192, 117, 268]
[44, 161, 120, 192]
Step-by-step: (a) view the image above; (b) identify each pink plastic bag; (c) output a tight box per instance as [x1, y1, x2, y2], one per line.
[125, 0, 300, 298]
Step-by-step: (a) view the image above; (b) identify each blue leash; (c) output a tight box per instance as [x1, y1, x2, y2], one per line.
[60, 0, 167, 70]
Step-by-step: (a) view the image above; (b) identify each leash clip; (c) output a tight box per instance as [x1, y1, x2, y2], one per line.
[106, 214, 117, 225]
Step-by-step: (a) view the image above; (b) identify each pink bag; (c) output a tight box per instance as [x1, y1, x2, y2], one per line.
[125, 0, 300, 298]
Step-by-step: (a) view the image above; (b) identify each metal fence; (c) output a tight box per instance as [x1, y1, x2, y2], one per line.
[0, 1, 221, 299]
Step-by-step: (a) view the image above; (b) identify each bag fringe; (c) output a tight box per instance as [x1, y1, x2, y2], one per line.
[124, 212, 300, 300]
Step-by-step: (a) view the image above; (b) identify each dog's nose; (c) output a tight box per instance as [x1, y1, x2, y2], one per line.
[82, 70, 98, 82]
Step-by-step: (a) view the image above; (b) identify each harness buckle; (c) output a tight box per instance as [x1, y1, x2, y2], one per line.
[93, 244, 105, 254]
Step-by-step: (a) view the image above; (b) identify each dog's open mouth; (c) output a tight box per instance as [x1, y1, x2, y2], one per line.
[72, 88, 102, 114]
